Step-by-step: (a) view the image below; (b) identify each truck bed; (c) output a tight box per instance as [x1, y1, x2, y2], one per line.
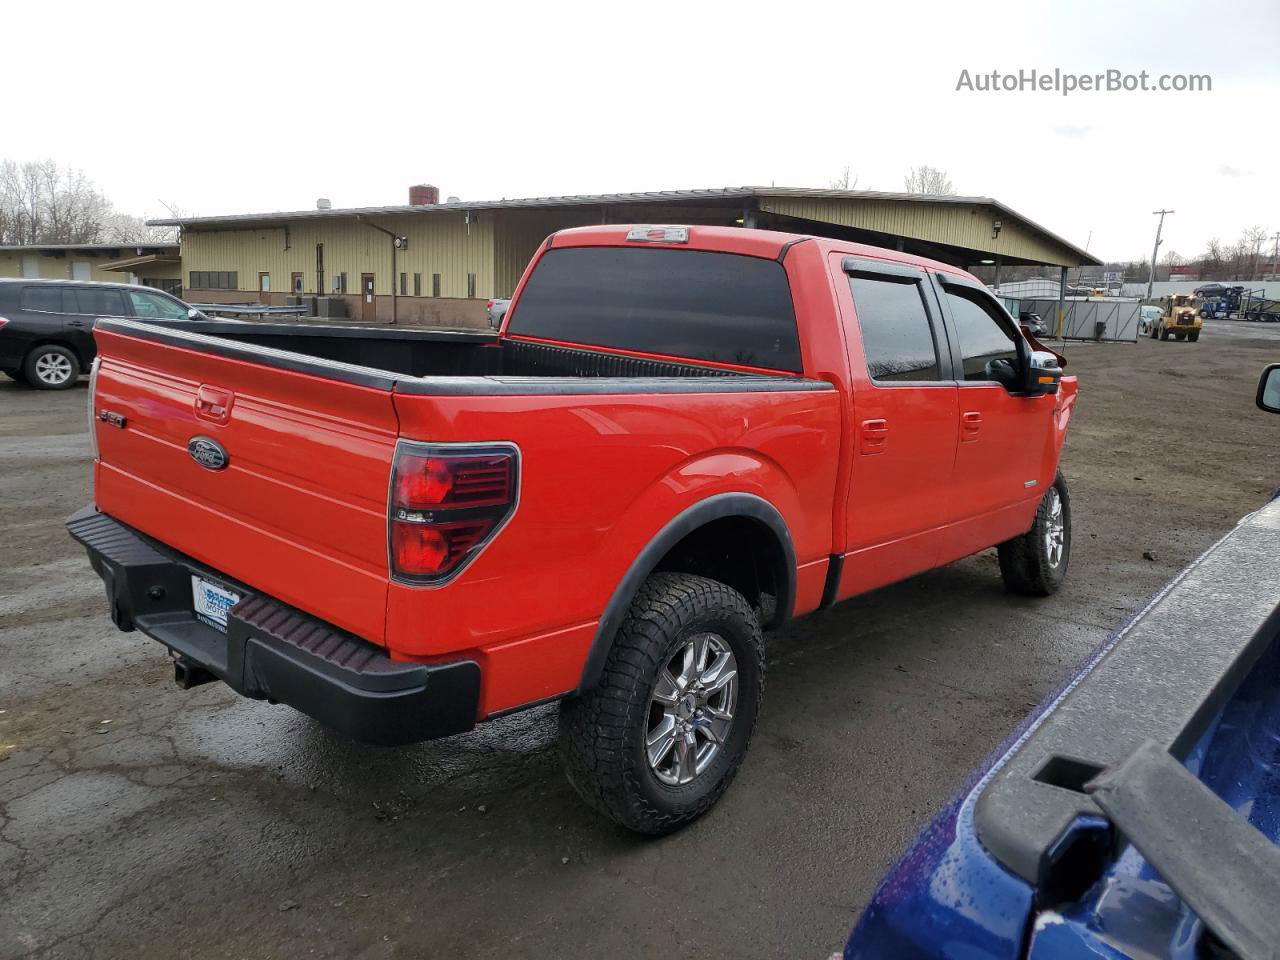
[151, 319, 765, 384]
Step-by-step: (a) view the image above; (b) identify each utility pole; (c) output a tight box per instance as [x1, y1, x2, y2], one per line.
[1271, 232, 1279, 282]
[1147, 209, 1173, 300]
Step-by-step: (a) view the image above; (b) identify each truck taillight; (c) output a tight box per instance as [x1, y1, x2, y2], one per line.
[388, 443, 518, 583]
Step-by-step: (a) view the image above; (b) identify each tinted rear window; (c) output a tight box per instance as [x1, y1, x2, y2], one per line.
[506, 247, 801, 372]
[20, 286, 65, 312]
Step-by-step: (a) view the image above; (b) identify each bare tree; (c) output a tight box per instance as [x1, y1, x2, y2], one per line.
[828, 166, 858, 190]
[1244, 225, 1268, 281]
[0, 158, 173, 245]
[903, 165, 956, 195]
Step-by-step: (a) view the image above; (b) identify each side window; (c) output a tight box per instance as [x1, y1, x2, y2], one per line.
[848, 276, 941, 382]
[128, 290, 188, 320]
[71, 287, 128, 317]
[20, 286, 65, 313]
[945, 290, 1019, 381]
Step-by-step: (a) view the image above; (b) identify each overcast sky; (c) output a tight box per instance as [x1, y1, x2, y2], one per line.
[9, 0, 1277, 263]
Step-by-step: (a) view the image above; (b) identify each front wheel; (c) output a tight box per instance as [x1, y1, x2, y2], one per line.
[1160, 328, 1171, 341]
[1150, 324, 1159, 339]
[998, 471, 1071, 596]
[1189, 331, 1200, 342]
[559, 572, 764, 834]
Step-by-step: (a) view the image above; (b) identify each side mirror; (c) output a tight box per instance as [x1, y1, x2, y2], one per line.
[1257, 364, 1280, 413]
[1023, 350, 1063, 396]
[187, 308, 202, 320]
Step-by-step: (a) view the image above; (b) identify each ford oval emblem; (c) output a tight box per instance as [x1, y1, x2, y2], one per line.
[188, 436, 229, 471]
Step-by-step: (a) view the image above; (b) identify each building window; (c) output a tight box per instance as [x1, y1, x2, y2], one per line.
[190, 271, 238, 290]
[315, 243, 325, 298]
[399, 272, 407, 296]
[143, 278, 183, 296]
[413, 273, 422, 297]
[467, 272, 477, 298]
[431, 273, 441, 298]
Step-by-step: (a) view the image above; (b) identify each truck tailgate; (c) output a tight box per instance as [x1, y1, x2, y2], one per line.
[90, 321, 398, 643]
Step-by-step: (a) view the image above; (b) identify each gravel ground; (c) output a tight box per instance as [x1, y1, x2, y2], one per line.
[1, 319, 1278, 959]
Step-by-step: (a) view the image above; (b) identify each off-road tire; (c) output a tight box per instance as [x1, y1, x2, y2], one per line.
[998, 471, 1071, 596]
[1149, 325, 1159, 339]
[558, 572, 764, 835]
[1189, 331, 1200, 342]
[1160, 327, 1171, 341]
[23, 344, 79, 390]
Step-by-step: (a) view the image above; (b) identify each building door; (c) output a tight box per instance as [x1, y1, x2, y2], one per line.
[361, 274, 376, 323]
[21, 255, 39, 278]
[258, 272, 271, 302]
[72, 261, 91, 281]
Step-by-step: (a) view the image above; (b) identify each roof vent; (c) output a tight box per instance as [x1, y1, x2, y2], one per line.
[316, 198, 332, 210]
[446, 196, 460, 204]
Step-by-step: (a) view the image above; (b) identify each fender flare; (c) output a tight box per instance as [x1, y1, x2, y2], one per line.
[576, 492, 796, 693]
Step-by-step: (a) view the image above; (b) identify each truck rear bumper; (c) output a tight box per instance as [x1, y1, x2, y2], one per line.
[66, 505, 480, 746]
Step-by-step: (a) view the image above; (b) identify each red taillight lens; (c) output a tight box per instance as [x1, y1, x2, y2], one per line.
[389, 445, 517, 583]
[0, 317, 9, 330]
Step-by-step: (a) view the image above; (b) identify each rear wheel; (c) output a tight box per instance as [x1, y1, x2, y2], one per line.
[1149, 324, 1159, 340]
[23, 345, 79, 390]
[998, 471, 1071, 596]
[559, 572, 764, 834]
[1189, 331, 1200, 342]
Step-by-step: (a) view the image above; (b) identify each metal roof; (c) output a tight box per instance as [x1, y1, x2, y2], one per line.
[148, 187, 1098, 265]
[0, 243, 178, 252]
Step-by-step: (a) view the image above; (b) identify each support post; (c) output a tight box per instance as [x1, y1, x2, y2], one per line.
[1057, 266, 1068, 338]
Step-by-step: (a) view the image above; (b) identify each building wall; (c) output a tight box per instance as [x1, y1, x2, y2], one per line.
[0, 251, 165, 283]
[180, 212, 497, 326]
[757, 197, 1082, 268]
[492, 208, 601, 297]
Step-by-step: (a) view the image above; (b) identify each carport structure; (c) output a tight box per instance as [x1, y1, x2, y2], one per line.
[160, 187, 1098, 327]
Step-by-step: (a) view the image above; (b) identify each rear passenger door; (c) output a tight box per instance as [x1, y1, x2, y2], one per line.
[834, 256, 960, 597]
[66, 286, 130, 360]
[932, 276, 1051, 540]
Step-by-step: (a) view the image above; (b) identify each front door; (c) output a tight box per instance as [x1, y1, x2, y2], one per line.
[934, 279, 1052, 558]
[72, 261, 91, 281]
[834, 255, 960, 599]
[258, 272, 271, 303]
[361, 274, 376, 323]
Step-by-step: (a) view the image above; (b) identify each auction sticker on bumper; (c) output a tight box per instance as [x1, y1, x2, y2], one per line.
[192, 576, 241, 632]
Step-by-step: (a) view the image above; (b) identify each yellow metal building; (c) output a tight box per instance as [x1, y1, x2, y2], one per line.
[0, 243, 182, 291]
[154, 188, 1098, 328]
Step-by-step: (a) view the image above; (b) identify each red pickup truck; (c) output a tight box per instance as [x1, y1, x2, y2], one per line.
[69, 224, 1076, 832]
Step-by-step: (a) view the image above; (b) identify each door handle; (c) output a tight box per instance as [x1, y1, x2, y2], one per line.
[67, 318, 89, 329]
[961, 410, 982, 442]
[860, 418, 888, 455]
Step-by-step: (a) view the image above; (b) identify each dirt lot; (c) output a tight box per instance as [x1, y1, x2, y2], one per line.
[2, 320, 1278, 960]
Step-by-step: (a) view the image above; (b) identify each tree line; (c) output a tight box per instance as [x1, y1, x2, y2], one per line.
[0, 159, 176, 246]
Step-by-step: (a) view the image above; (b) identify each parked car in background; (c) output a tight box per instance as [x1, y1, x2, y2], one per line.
[1018, 311, 1048, 337]
[843, 365, 1280, 959]
[1138, 304, 1162, 334]
[0, 279, 204, 389]
[69, 224, 1075, 832]
[486, 297, 510, 328]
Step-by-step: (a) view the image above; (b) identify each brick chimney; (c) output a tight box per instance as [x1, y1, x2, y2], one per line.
[409, 184, 440, 206]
